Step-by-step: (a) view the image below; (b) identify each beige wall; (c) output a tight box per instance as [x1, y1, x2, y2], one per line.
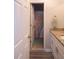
[44, 0, 64, 48]
[14, 0, 30, 59]
[53, 4, 64, 28]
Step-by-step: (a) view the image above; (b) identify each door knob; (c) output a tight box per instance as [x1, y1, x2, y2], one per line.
[28, 35, 31, 38]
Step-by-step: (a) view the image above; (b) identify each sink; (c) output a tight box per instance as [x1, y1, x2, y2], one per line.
[60, 35, 64, 39]
[60, 35, 64, 42]
[60, 35, 64, 40]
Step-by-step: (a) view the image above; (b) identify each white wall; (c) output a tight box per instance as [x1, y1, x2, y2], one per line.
[14, 0, 30, 59]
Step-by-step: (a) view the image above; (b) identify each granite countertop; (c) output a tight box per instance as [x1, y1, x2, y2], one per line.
[50, 29, 64, 46]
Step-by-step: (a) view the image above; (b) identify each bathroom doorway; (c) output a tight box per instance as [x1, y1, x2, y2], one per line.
[30, 3, 44, 49]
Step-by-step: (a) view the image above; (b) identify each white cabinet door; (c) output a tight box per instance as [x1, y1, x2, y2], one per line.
[49, 33, 56, 52]
[50, 33, 64, 59]
[56, 46, 64, 59]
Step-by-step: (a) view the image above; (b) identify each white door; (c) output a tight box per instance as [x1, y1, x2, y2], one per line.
[14, 0, 30, 59]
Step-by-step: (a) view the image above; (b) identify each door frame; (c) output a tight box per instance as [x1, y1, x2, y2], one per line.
[30, 3, 44, 49]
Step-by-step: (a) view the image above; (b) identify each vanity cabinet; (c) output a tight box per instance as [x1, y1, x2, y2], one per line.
[49, 33, 64, 59]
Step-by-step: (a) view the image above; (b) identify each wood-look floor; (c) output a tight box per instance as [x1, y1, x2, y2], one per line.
[30, 49, 54, 59]
[31, 39, 54, 59]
